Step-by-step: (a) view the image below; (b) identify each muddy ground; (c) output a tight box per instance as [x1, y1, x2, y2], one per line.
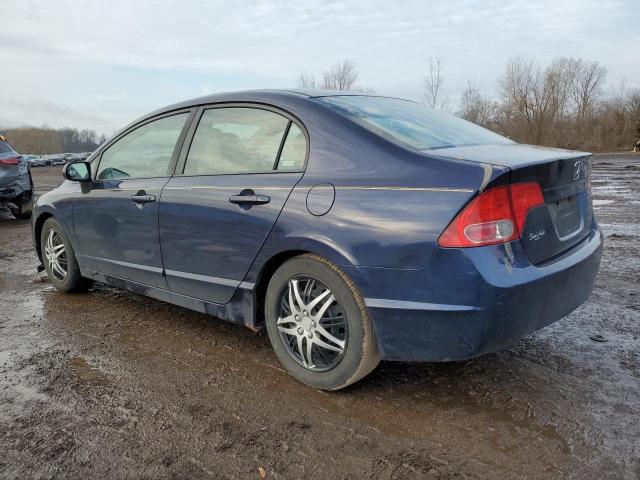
[1, 156, 639, 479]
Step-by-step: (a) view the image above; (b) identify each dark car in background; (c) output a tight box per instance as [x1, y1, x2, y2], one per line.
[0, 135, 34, 219]
[31, 90, 602, 389]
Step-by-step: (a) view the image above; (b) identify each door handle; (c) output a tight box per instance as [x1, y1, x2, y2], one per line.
[131, 192, 156, 204]
[229, 194, 271, 205]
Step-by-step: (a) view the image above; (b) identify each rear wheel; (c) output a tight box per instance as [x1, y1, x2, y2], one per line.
[40, 217, 93, 292]
[265, 254, 380, 390]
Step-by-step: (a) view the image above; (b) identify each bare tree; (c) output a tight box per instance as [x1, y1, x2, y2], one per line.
[495, 56, 637, 150]
[570, 60, 607, 128]
[296, 60, 373, 92]
[458, 81, 496, 127]
[452, 56, 636, 151]
[297, 72, 317, 89]
[423, 56, 448, 110]
[499, 56, 567, 144]
[595, 80, 638, 150]
[628, 88, 640, 127]
[322, 60, 359, 90]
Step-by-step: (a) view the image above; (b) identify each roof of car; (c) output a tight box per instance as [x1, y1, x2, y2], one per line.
[119, 89, 385, 135]
[119, 89, 417, 139]
[157, 88, 382, 112]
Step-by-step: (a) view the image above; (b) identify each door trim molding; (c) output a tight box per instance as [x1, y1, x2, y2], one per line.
[165, 268, 240, 288]
[78, 256, 257, 291]
[165, 269, 255, 290]
[77, 255, 163, 273]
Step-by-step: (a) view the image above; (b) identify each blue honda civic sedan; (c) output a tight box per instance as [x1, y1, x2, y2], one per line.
[32, 90, 602, 390]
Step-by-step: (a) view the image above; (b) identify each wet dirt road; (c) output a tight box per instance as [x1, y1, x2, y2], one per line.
[1, 158, 639, 479]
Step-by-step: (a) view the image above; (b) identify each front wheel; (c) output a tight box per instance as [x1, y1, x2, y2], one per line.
[265, 254, 380, 390]
[40, 217, 93, 292]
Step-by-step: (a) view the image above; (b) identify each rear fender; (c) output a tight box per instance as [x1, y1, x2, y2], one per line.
[244, 234, 356, 286]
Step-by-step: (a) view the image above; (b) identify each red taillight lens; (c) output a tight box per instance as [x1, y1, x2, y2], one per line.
[509, 182, 544, 233]
[0, 157, 20, 166]
[438, 182, 544, 248]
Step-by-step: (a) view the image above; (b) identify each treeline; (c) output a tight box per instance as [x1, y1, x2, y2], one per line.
[0, 126, 107, 154]
[299, 57, 640, 152]
[459, 57, 640, 152]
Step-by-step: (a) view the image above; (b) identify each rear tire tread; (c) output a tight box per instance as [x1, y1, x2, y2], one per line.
[265, 253, 380, 390]
[299, 253, 380, 390]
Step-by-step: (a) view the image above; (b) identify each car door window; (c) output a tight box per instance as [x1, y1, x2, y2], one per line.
[97, 113, 189, 180]
[276, 124, 306, 171]
[184, 108, 289, 175]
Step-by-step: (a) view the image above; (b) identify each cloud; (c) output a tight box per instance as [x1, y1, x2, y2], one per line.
[1, 0, 638, 132]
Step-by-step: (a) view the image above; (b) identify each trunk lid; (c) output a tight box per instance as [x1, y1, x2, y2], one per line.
[430, 144, 593, 264]
[427, 143, 588, 168]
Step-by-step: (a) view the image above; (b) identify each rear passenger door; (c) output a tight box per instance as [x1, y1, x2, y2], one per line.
[159, 105, 307, 304]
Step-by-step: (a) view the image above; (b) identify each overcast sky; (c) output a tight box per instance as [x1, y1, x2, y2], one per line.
[1, 0, 638, 135]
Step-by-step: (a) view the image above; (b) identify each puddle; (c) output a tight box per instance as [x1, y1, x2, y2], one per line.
[67, 357, 110, 386]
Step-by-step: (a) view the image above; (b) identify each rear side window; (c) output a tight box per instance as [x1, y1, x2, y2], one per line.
[184, 107, 290, 175]
[97, 113, 188, 180]
[276, 124, 306, 171]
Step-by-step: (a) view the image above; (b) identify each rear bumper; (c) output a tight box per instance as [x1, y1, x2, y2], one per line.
[351, 226, 603, 362]
[0, 177, 30, 200]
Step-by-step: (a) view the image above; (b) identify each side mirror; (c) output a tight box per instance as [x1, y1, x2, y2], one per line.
[63, 162, 91, 182]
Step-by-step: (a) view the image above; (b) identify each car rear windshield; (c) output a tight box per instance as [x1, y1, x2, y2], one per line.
[0, 141, 14, 154]
[314, 96, 514, 151]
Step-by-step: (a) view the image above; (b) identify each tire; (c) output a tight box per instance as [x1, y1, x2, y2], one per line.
[10, 193, 33, 219]
[40, 217, 93, 292]
[265, 253, 380, 390]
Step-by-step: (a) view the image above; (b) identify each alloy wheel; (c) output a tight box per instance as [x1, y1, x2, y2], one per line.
[44, 229, 67, 280]
[276, 276, 348, 371]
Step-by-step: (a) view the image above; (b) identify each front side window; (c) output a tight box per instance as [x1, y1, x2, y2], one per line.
[315, 96, 513, 151]
[184, 107, 290, 175]
[97, 113, 188, 180]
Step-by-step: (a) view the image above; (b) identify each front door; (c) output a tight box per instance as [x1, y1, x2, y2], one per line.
[159, 106, 307, 304]
[74, 111, 191, 288]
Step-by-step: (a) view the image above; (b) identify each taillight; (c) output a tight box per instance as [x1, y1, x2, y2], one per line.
[510, 182, 545, 233]
[0, 157, 20, 166]
[438, 182, 544, 248]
